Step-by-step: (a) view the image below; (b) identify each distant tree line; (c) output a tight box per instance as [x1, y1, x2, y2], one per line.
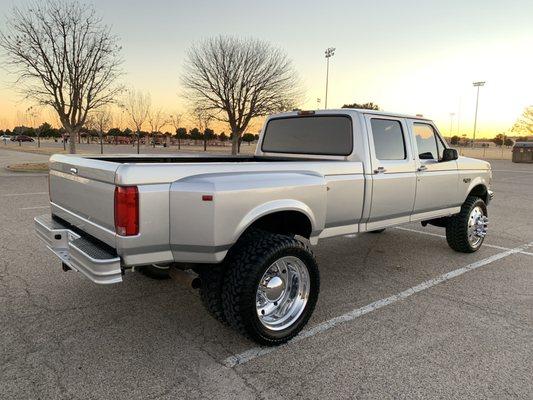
[449, 134, 528, 147]
[0, 124, 259, 144]
[0, 122, 63, 138]
[341, 102, 380, 110]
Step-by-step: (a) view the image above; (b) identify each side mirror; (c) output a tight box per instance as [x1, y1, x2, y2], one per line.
[441, 148, 458, 162]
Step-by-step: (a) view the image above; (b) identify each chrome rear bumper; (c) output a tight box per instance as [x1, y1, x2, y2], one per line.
[35, 214, 122, 284]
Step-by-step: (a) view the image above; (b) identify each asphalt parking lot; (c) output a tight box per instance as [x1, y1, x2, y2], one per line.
[1, 147, 532, 399]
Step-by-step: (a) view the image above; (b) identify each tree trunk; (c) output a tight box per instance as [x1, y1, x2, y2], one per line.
[99, 132, 104, 154]
[178, 137, 181, 150]
[231, 131, 239, 155]
[204, 138, 207, 151]
[68, 129, 77, 154]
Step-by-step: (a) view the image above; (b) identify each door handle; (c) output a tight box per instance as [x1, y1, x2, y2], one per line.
[374, 166, 386, 174]
[417, 165, 427, 172]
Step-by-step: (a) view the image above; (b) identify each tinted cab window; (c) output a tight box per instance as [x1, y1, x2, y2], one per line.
[414, 123, 446, 160]
[262, 115, 352, 155]
[370, 119, 406, 160]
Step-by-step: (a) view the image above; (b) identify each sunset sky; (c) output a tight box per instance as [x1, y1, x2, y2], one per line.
[0, 0, 532, 138]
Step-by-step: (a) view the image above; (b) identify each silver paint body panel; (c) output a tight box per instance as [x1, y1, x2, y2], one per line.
[39, 109, 491, 276]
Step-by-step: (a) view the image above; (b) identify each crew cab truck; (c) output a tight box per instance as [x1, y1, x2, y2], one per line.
[35, 109, 493, 345]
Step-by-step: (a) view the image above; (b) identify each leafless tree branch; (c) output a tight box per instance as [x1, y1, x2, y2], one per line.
[122, 88, 151, 154]
[181, 36, 301, 154]
[0, 0, 123, 153]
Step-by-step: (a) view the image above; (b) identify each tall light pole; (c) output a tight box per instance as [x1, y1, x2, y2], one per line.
[449, 112, 455, 136]
[324, 47, 335, 109]
[472, 81, 486, 147]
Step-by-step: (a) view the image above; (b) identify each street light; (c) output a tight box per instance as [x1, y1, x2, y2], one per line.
[324, 47, 335, 109]
[449, 112, 455, 136]
[472, 81, 486, 148]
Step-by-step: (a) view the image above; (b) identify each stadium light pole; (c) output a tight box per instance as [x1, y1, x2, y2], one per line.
[324, 47, 335, 109]
[472, 81, 486, 148]
[449, 112, 455, 136]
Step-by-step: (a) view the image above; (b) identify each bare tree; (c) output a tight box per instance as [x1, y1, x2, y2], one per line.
[182, 36, 301, 155]
[26, 106, 41, 147]
[122, 89, 151, 154]
[193, 106, 213, 151]
[0, 0, 123, 154]
[87, 107, 112, 154]
[169, 112, 183, 149]
[511, 106, 533, 136]
[148, 108, 167, 147]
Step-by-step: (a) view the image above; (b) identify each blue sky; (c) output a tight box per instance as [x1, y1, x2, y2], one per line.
[1, 0, 532, 136]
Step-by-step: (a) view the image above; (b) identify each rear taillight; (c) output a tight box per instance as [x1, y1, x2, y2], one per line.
[114, 186, 139, 236]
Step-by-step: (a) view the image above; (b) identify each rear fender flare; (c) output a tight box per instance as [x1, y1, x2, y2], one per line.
[231, 199, 318, 244]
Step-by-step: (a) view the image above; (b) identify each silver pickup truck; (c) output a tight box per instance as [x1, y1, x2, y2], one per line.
[35, 109, 493, 345]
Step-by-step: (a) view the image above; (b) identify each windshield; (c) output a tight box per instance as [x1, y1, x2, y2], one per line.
[261, 115, 353, 156]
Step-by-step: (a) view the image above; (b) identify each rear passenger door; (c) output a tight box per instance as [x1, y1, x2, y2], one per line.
[409, 121, 459, 218]
[365, 116, 417, 230]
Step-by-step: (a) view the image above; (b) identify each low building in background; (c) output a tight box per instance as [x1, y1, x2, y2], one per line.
[512, 142, 533, 163]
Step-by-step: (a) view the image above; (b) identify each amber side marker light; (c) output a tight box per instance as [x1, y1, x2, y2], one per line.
[114, 186, 139, 236]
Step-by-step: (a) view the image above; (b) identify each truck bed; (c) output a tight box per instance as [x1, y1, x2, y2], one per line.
[86, 154, 326, 164]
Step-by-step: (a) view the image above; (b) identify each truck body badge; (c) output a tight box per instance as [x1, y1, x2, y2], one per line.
[70, 167, 78, 175]
[463, 178, 471, 183]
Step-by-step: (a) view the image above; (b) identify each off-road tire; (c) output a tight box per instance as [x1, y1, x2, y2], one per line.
[137, 264, 170, 280]
[196, 265, 227, 324]
[222, 229, 320, 346]
[446, 196, 487, 253]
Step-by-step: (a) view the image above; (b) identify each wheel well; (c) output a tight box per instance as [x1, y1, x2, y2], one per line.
[241, 210, 313, 240]
[468, 184, 488, 203]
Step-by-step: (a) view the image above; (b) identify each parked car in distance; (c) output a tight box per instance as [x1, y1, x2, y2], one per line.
[1, 134, 11, 141]
[35, 108, 493, 345]
[12, 135, 35, 142]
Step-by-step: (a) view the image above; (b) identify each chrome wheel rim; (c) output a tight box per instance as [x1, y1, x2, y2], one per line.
[256, 256, 310, 331]
[468, 206, 488, 248]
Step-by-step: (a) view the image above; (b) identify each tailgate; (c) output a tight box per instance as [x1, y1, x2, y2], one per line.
[48, 154, 119, 247]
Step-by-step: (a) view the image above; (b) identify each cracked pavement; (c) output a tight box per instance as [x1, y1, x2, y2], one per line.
[1, 148, 532, 399]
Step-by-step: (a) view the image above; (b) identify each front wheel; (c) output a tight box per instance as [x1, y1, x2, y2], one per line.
[222, 230, 320, 346]
[446, 196, 488, 253]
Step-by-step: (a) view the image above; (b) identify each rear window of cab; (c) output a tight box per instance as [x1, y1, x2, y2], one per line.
[261, 115, 353, 156]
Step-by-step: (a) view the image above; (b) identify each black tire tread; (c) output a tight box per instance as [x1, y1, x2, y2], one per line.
[446, 195, 487, 253]
[197, 265, 227, 324]
[222, 229, 319, 346]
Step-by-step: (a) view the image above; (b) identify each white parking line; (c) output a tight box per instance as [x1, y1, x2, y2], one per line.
[395, 226, 533, 256]
[1, 192, 47, 197]
[394, 226, 517, 252]
[19, 205, 50, 210]
[223, 241, 532, 368]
